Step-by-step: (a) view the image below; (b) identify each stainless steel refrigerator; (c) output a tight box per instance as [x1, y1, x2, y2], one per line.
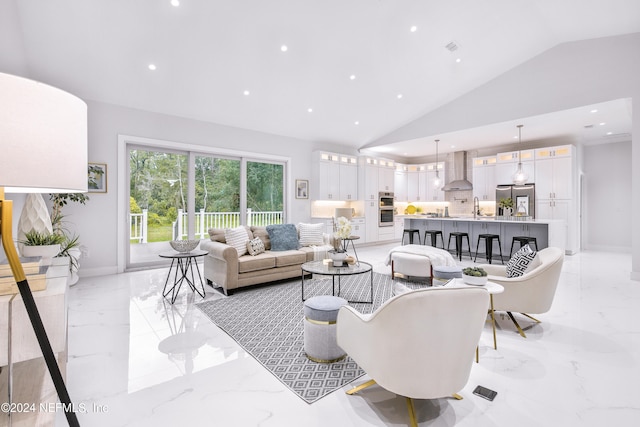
[496, 184, 535, 218]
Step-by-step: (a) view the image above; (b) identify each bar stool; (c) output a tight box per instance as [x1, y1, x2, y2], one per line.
[510, 236, 538, 256]
[402, 229, 421, 245]
[447, 232, 472, 261]
[474, 234, 504, 264]
[423, 230, 444, 249]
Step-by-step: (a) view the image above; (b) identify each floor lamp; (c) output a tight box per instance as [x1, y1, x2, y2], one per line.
[1, 72, 87, 427]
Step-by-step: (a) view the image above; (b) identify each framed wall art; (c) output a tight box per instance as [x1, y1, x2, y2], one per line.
[88, 163, 107, 193]
[295, 179, 309, 199]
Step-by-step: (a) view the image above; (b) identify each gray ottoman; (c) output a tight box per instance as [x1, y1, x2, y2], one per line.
[303, 295, 348, 363]
[432, 265, 463, 286]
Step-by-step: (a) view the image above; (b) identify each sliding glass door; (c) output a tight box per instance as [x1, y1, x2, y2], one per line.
[127, 146, 286, 269]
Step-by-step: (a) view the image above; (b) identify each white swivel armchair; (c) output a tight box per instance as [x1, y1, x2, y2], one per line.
[336, 287, 489, 427]
[478, 246, 564, 337]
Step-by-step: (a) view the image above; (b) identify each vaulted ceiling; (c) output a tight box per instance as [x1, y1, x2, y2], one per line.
[6, 0, 639, 157]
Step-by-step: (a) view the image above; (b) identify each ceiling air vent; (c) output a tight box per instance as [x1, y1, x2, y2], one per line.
[445, 41, 460, 52]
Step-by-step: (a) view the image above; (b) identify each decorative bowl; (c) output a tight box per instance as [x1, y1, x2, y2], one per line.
[170, 240, 199, 253]
[462, 273, 488, 286]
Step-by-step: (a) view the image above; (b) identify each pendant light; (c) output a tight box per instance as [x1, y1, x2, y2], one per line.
[512, 125, 528, 185]
[433, 139, 441, 187]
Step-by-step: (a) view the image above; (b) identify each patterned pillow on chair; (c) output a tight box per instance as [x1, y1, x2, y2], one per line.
[506, 244, 537, 278]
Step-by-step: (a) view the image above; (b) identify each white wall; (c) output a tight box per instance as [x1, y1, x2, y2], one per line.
[62, 101, 318, 276]
[582, 141, 632, 251]
[370, 32, 640, 280]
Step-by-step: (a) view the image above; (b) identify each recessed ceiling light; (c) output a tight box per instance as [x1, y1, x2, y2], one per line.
[410, 26, 417, 32]
[350, 75, 356, 80]
[606, 131, 613, 135]
[170, 0, 180, 6]
[280, 45, 288, 52]
[243, 90, 250, 96]
[451, 145, 455, 148]
[397, 94, 403, 99]
[148, 64, 157, 71]
[456, 58, 461, 63]
[599, 122, 606, 126]
[307, 108, 313, 113]
[354, 121, 359, 125]
[590, 109, 598, 113]
[514, 135, 518, 139]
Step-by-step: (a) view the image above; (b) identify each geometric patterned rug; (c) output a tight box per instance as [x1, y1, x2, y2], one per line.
[195, 271, 428, 403]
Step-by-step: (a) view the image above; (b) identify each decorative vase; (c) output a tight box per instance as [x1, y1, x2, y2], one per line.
[17, 193, 54, 252]
[328, 250, 348, 267]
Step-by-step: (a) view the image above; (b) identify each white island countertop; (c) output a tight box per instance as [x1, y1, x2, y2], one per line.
[398, 215, 564, 225]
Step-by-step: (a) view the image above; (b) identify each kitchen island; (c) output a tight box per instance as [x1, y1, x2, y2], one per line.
[401, 216, 567, 257]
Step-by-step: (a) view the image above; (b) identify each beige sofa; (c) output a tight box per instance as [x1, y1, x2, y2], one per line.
[201, 226, 332, 295]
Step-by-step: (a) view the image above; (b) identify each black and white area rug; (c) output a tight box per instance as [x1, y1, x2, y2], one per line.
[196, 272, 428, 403]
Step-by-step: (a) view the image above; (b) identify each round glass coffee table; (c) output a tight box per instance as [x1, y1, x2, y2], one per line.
[301, 260, 373, 304]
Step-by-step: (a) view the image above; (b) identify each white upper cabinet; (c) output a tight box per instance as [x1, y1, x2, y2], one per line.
[358, 157, 379, 201]
[312, 151, 358, 200]
[534, 145, 573, 199]
[472, 156, 496, 200]
[495, 149, 535, 186]
[406, 164, 427, 202]
[394, 165, 408, 202]
[378, 159, 395, 192]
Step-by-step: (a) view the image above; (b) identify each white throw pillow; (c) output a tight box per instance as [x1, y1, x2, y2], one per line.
[246, 237, 265, 256]
[506, 244, 537, 278]
[298, 223, 325, 246]
[224, 226, 249, 256]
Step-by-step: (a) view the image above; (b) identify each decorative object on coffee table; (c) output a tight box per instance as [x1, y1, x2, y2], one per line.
[170, 239, 200, 253]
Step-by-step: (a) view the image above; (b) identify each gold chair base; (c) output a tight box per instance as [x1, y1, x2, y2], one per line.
[506, 311, 542, 338]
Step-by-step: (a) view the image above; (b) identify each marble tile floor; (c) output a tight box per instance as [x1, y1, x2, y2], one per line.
[54, 244, 640, 426]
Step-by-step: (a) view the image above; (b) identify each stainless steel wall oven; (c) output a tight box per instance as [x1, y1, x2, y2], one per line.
[379, 191, 394, 226]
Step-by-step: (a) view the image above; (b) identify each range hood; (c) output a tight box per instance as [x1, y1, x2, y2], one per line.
[442, 151, 473, 192]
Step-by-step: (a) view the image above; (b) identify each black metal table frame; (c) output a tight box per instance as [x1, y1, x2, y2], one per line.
[301, 261, 373, 304]
[160, 251, 207, 304]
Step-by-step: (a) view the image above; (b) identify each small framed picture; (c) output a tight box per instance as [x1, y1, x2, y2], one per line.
[295, 179, 309, 199]
[88, 163, 107, 193]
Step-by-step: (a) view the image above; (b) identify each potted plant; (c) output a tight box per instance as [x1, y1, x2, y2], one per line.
[49, 193, 89, 284]
[498, 197, 514, 216]
[20, 230, 65, 266]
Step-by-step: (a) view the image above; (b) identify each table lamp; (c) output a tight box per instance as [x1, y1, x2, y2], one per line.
[1, 72, 87, 426]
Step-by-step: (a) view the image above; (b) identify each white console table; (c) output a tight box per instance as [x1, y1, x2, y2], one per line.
[0, 257, 69, 426]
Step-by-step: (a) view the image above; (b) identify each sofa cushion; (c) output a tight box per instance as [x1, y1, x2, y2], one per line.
[250, 226, 271, 251]
[298, 222, 325, 246]
[208, 228, 227, 243]
[506, 244, 537, 277]
[225, 226, 252, 256]
[246, 237, 266, 256]
[273, 250, 306, 267]
[238, 252, 276, 273]
[266, 224, 299, 251]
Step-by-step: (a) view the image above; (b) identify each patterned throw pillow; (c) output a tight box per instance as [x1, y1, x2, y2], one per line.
[224, 226, 250, 256]
[506, 244, 537, 278]
[266, 224, 299, 251]
[298, 223, 325, 246]
[246, 237, 265, 256]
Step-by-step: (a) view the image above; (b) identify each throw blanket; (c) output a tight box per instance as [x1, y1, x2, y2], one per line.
[385, 244, 457, 267]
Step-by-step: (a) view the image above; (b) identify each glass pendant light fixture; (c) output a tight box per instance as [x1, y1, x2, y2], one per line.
[512, 124, 528, 185]
[433, 139, 441, 187]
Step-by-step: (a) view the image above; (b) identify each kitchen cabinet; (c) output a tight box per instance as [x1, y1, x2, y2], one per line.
[501, 222, 549, 255]
[350, 218, 366, 244]
[534, 145, 573, 200]
[378, 159, 395, 192]
[364, 200, 378, 242]
[394, 216, 405, 239]
[472, 156, 497, 200]
[495, 149, 535, 186]
[358, 157, 379, 201]
[406, 165, 427, 202]
[311, 151, 358, 200]
[394, 166, 408, 202]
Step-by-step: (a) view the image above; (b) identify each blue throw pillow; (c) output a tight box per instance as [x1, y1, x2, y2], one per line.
[266, 224, 299, 251]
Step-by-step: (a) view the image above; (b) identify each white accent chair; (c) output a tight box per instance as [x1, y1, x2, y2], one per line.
[478, 246, 564, 337]
[336, 287, 489, 427]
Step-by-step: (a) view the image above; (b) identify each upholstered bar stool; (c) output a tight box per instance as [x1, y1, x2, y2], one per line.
[510, 236, 538, 256]
[432, 265, 463, 286]
[304, 295, 348, 363]
[401, 229, 421, 245]
[447, 232, 472, 261]
[423, 230, 444, 249]
[474, 234, 504, 264]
